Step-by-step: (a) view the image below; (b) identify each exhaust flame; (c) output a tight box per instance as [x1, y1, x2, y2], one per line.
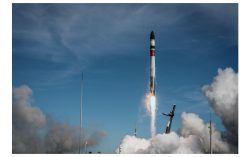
[145, 93, 157, 137]
[150, 95, 156, 137]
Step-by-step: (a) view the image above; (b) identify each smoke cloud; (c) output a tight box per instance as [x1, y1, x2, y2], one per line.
[203, 67, 238, 147]
[117, 112, 230, 153]
[12, 85, 106, 154]
[117, 67, 238, 154]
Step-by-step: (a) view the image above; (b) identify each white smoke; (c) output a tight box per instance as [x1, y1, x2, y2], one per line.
[13, 85, 47, 129]
[13, 85, 47, 153]
[12, 85, 106, 154]
[117, 67, 237, 154]
[117, 112, 230, 154]
[202, 67, 238, 146]
[179, 112, 230, 153]
[116, 135, 150, 153]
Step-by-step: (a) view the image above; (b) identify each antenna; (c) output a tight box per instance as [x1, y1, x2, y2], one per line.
[119, 142, 122, 154]
[85, 140, 88, 153]
[79, 72, 83, 154]
[209, 112, 212, 154]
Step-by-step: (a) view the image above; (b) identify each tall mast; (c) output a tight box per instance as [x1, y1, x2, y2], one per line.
[209, 112, 212, 154]
[79, 72, 83, 154]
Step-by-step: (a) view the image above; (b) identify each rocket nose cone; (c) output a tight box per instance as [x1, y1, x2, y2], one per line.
[150, 31, 155, 39]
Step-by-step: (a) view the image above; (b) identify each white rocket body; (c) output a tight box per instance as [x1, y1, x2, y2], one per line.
[150, 31, 156, 95]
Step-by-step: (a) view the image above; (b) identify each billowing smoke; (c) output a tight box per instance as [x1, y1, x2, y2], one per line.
[44, 121, 107, 153]
[117, 67, 238, 154]
[12, 85, 106, 154]
[117, 112, 230, 153]
[13, 85, 46, 153]
[179, 112, 230, 153]
[203, 67, 238, 147]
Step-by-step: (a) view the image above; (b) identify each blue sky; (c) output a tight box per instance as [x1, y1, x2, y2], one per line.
[12, 3, 238, 153]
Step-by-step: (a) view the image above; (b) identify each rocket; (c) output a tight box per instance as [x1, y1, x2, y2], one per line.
[150, 31, 156, 95]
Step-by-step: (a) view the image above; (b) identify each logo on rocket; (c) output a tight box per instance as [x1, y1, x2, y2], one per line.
[150, 31, 156, 95]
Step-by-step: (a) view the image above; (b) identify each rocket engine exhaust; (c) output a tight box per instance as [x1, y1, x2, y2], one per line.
[150, 95, 156, 137]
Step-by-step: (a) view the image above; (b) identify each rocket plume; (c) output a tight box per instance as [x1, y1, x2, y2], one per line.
[150, 95, 156, 137]
[144, 93, 157, 137]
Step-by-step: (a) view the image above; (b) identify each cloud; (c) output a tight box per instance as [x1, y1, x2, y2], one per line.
[13, 85, 46, 129]
[44, 121, 106, 153]
[117, 112, 230, 154]
[12, 85, 106, 154]
[202, 67, 238, 147]
[116, 135, 150, 153]
[179, 112, 230, 153]
[12, 85, 46, 153]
